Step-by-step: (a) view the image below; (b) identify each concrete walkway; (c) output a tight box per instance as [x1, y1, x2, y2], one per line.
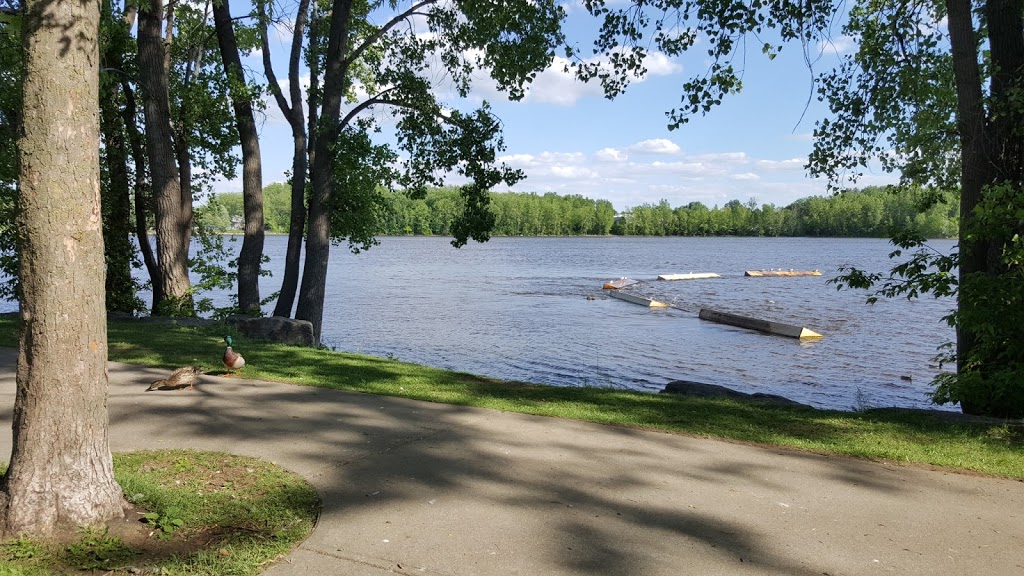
[0, 349, 1021, 575]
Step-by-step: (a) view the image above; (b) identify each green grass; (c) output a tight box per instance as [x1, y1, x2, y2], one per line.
[0, 450, 319, 575]
[0, 315, 1021, 479]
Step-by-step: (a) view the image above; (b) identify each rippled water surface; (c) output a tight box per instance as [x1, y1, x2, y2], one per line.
[268, 236, 955, 412]
[4, 235, 956, 411]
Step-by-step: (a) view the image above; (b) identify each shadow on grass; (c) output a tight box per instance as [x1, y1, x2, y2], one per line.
[0, 316, 1021, 574]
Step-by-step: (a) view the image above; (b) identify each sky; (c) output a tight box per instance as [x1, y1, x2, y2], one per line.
[218, 0, 899, 213]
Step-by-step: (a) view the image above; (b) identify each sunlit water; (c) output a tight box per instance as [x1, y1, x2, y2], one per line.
[1, 235, 960, 411]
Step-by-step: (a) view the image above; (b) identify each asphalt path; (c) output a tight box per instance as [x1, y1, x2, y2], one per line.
[0, 349, 1021, 575]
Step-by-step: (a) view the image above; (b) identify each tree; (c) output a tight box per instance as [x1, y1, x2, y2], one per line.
[138, 0, 193, 315]
[811, 0, 1023, 417]
[257, 0, 310, 319]
[259, 0, 566, 342]
[0, 4, 22, 305]
[212, 0, 264, 315]
[1, 0, 125, 535]
[577, 0, 1023, 417]
[99, 0, 144, 315]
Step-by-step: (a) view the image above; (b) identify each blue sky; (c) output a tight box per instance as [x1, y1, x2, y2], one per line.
[221, 0, 898, 212]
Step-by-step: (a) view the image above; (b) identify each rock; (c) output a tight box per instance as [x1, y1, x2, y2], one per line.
[661, 380, 813, 409]
[226, 315, 315, 347]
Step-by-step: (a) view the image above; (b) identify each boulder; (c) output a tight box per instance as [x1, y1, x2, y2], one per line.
[226, 316, 316, 347]
[661, 380, 812, 409]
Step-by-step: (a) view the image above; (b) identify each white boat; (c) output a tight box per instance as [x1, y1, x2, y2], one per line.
[603, 277, 641, 289]
[744, 269, 822, 277]
[609, 291, 669, 308]
[657, 272, 721, 281]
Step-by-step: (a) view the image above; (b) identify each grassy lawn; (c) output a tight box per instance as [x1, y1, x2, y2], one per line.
[0, 315, 1021, 480]
[0, 450, 318, 575]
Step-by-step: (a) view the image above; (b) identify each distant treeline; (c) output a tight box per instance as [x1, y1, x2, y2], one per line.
[199, 185, 958, 239]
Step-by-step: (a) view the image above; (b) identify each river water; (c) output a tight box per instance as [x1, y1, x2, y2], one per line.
[265, 235, 957, 412]
[1, 235, 960, 412]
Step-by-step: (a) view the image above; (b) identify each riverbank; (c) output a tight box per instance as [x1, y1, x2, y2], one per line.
[0, 316, 1018, 478]
[3, 347, 1021, 575]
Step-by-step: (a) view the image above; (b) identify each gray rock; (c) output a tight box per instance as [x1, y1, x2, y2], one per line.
[661, 380, 812, 409]
[226, 315, 315, 347]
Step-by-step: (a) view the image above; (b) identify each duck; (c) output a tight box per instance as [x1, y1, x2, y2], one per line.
[146, 366, 204, 391]
[223, 335, 245, 376]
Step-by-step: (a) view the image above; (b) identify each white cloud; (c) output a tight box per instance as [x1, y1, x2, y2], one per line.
[488, 141, 860, 210]
[755, 158, 806, 171]
[689, 152, 748, 164]
[551, 165, 598, 179]
[629, 139, 681, 155]
[594, 148, 628, 162]
[641, 52, 682, 77]
[470, 49, 681, 106]
[732, 173, 760, 181]
[647, 161, 709, 176]
[518, 57, 606, 105]
[819, 34, 857, 56]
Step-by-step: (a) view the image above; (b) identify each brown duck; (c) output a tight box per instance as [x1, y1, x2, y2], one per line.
[223, 335, 245, 376]
[146, 366, 204, 391]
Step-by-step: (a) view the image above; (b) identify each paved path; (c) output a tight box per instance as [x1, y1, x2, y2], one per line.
[0, 349, 1021, 575]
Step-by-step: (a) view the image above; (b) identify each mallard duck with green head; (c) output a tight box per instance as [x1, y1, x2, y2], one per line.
[146, 366, 204, 391]
[223, 335, 245, 376]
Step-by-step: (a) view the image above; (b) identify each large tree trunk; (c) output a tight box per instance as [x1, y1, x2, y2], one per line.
[945, 0, 989, 392]
[262, 0, 311, 319]
[1, 0, 126, 536]
[295, 0, 354, 343]
[946, 0, 1024, 416]
[138, 0, 193, 315]
[213, 0, 265, 315]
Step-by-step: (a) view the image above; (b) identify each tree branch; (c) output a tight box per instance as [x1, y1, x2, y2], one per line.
[344, 0, 437, 69]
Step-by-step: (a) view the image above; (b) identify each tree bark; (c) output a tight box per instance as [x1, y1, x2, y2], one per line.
[214, 0, 265, 315]
[100, 1, 139, 314]
[985, 0, 1024, 187]
[262, 0, 311, 319]
[138, 0, 193, 315]
[1, 0, 126, 536]
[945, 0, 989, 406]
[945, 0, 1024, 416]
[120, 78, 163, 310]
[295, 0, 354, 343]
[99, 93, 138, 313]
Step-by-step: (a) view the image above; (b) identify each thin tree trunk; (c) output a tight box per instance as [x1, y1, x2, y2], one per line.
[262, 0, 311, 318]
[120, 79, 163, 310]
[100, 0, 139, 314]
[138, 0, 193, 314]
[100, 93, 138, 313]
[295, 0, 354, 343]
[171, 2, 194, 265]
[214, 0, 265, 315]
[1, 0, 126, 535]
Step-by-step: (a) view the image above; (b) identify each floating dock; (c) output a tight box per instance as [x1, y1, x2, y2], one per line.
[698, 308, 823, 339]
[657, 272, 721, 281]
[609, 291, 670, 308]
[603, 277, 641, 289]
[745, 269, 822, 277]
